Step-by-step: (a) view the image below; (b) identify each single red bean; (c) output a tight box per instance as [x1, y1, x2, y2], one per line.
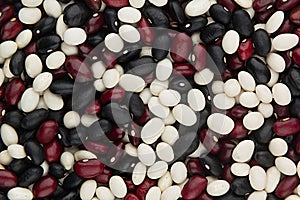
[24, 42, 37, 55]
[84, 141, 109, 154]
[217, 0, 239, 13]
[227, 53, 244, 70]
[125, 194, 139, 200]
[238, 39, 254, 61]
[74, 159, 104, 178]
[293, 47, 300, 66]
[280, 51, 293, 70]
[274, 104, 290, 119]
[196, 192, 214, 200]
[102, 0, 128, 7]
[221, 68, 234, 81]
[187, 158, 206, 176]
[181, 175, 207, 200]
[276, 0, 300, 11]
[100, 87, 126, 105]
[84, 0, 101, 11]
[228, 105, 248, 120]
[253, 0, 276, 12]
[294, 28, 300, 45]
[64, 56, 93, 82]
[1, 18, 23, 40]
[218, 141, 235, 163]
[0, 5, 14, 26]
[200, 129, 221, 154]
[138, 17, 155, 45]
[101, 50, 117, 69]
[128, 122, 141, 147]
[0, 87, 5, 99]
[290, 6, 300, 25]
[51, 67, 69, 80]
[136, 178, 156, 200]
[95, 167, 112, 184]
[135, 106, 152, 125]
[276, 18, 295, 34]
[125, 179, 136, 192]
[0, 170, 17, 188]
[275, 175, 299, 198]
[78, 43, 100, 62]
[36, 120, 59, 144]
[173, 63, 196, 77]
[222, 164, 234, 184]
[44, 139, 63, 163]
[273, 118, 300, 136]
[4, 78, 25, 106]
[85, 100, 101, 115]
[255, 8, 275, 23]
[33, 175, 57, 198]
[171, 32, 192, 63]
[85, 13, 104, 35]
[287, 148, 300, 163]
[229, 121, 248, 139]
[192, 44, 206, 71]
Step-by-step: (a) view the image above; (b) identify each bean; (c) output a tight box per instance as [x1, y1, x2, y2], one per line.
[253, 0, 276, 12]
[18, 166, 43, 187]
[200, 23, 225, 44]
[273, 118, 300, 136]
[0, 18, 23, 40]
[173, 132, 199, 159]
[103, 0, 129, 8]
[84, 0, 101, 11]
[253, 117, 275, 143]
[63, 3, 90, 27]
[179, 16, 208, 34]
[24, 140, 45, 165]
[8, 158, 32, 175]
[181, 175, 207, 200]
[276, 0, 300, 11]
[209, 4, 231, 25]
[36, 120, 58, 144]
[169, 0, 186, 24]
[63, 172, 84, 190]
[50, 79, 74, 96]
[231, 177, 253, 196]
[74, 159, 104, 178]
[85, 13, 104, 35]
[33, 17, 56, 37]
[118, 43, 142, 63]
[151, 32, 171, 61]
[246, 57, 270, 84]
[104, 8, 120, 33]
[87, 119, 112, 141]
[171, 32, 192, 63]
[4, 78, 25, 106]
[207, 45, 226, 74]
[33, 175, 58, 198]
[44, 139, 63, 163]
[275, 175, 299, 198]
[36, 34, 61, 54]
[144, 6, 169, 28]
[49, 163, 66, 179]
[101, 102, 132, 125]
[0, 169, 17, 188]
[200, 154, 223, 177]
[232, 9, 254, 37]
[0, 5, 14, 26]
[126, 56, 156, 76]
[252, 29, 271, 57]
[3, 110, 23, 131]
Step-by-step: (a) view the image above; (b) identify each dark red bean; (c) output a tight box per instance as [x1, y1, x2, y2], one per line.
[293, 47, 300, 66]
[221, 68, 234, 81]
[273, 118, 300, 136]
[217, 0, 238, 13]
[78, 43, 100, 62]
[100, 87, 126, 105]
[287, 148, 300, 163]
[84, 141, 109, 154]
[275, 175, 299, 198]
[4, 78, 25, 106]
[0, 170, 17, 188]
[74, 159, 104, 179]
[238, 38, 254, 61]
[274, 104, 290, 119]
[187, 158, 206, 176]
[290, 6, 300, 25]
[104, 141, 125, 166]
[85, 100, 101, 115]
[101, 50, 117, 69]
[102, 0, 128, 7]
[84, 0, 101, 11]
[255, 8, 275, 23]
[0, 5, 14, 26]
[136, 178, 156, 200]
[181, 175, 207, 200]
[229, 121, 248, 139]
[200, 129, 221, 154]
[222, 164, 234, 184]
[1, 18, 23, 40]
[173, 63, 196, 77]
[192, 44, 206, 71]
[125, 179, 135, 192]
[33, 175, 58, 198]
[36, 120, 58, 144]
[85, 13, 104, 35]
[294, 28, 300, 45]
[44, 139, 63, 163]
[127, 123, 141, 147]
[171, 32, 192, 62]
[64, 55, 93, 82]
[95, 167, 112, 184]
[218, 141, 235, 163]
[280, 51, 293, 70]
[125, 194, 139, 200]
[196, 192, 213, 200]
[138, 16, 154, 45]
[135, 106, 152, 125]
[253, 0, 276, 12]
[276, 0, 300, 11]
[227, 53, 244, 70]
[276, 18, 295, 34]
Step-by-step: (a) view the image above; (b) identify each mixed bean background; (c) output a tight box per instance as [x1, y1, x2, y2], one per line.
[0, 0, 300, 199]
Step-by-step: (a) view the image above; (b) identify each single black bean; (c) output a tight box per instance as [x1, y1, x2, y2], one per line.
[19, 130, 36, 145]
[104, 8, 120, 33]
[288, 66, 300, 91]
[144, 6, 169, 28]
[127, 93, 145, 119]
[18, 166, 43, 187]
[51, 185, 67, 199]
[197, 107, 211, 131]
[254, 151, 274, 168]
[63, 172, 84, 190]
[68, 128, 87, 145]
[24, 140, 45, 165]
[179, 16, 208, 34]
[10, 50, 25, 76]
[48, 109, 66, 124]
[267, 194, 281, 200]
[283, 74, 300, 97]
[169, 0, 186, 24]
[252, 29, 271, 57]
[88, 119, 113, 141]
[33, 17, 56, 37]
[3, 110, 23, 131]
[169, 76, 193, 93]
[118, 43, 142, 63]
[206, 45, 226, 74]
[246, 57, 270, 84]
[216, 191, 244, 200]
[36, 34, 61, 54]
[49, 163, 66, 179]
[63, 3, 91, 27]
[232, 9, 253, 37]
[114, 154, 139, 174]
[72, 81, 95, 111]
[86, 30, 107, 46]
[209, 4, 231, 25]
[151, 32, 171, 61]
[101, 102, 132, 125]
[200, 23, 225, 44]
[60, 190, 79, 200]
[126, 56, 156, 76]
[253, 117, 275, 144]
[21, 109, 48, 130]
[231, 177, 253, 196]
[57, 126, 71, 147]
[285, 135, 294, 144]
[290, 97, 300, 118]
[173, 132, 199, 159]
[8, 158, 32, 175]
[199, 154, 223, 177]
[50, 79, 74, 96]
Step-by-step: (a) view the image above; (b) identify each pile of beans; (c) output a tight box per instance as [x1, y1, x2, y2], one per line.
[1, 0, 300, 199]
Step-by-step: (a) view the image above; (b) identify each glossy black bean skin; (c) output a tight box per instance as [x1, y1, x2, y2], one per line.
[36, 34, 61, 54]
[33, 17, 56, 37]
[231, 177, 253, 196]
[126, 56, 156, 76]
[49, 163, 66, 179]
[50, 79, 74, 96]
[173, 132, 199, 159]
[252, 29, 271, 57]
[72, 82, 95, 111]
[232, 10, 254, 38]
[104, 8, 119, 33]
[8, 158, 32, 175]
[19, 166, 43, 187]
[57, 126, 71, 147]
[200, 23, 225, 44]
[216, 191, 244, 200]
[68, 128, 87, 145]
[101, 102, 132, 125]
[254, 151, 274, 168]
[209, 4, 231, 25]
[24, 140, 45, 165]
[19, 130, 36, 145]
[3, 110, 23, 131]
[151, 33, 171, 61]
[169, 0, 186, 24]
[127, 93, 145, 119]
[169, 76, 192, 93]
[253, 117, 275, 144]
[144, 6, 169, 28]
[61, 190, 79, 200]
[63, 172, 84, 190]
[21, 109, 48, 130]
[199, 154, 223, 177]
[63, 3, 91, 27]
[207, 45, 226, 74]
[179, 16, 208, 34]
[10, 50, 25, 76]
[88, 119, 113, 141]
[118, 43, 142, 63]
[246, 57, 270, 84]
[86, 30, 107, 46]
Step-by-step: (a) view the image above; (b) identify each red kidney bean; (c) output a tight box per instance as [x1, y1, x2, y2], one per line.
[0, 5, 14, 26]
[138, 16, 154, 45]
[273, 118, 300, 136]
[276, 18, 295, 34]
[275, 175, 299, 198]
[85, 13, 104, 35]
[125, 194, 139, 200]
[135, 106, 152, 125]
[0, 170, 17, 188]
[196, 192, 213, 200]
[101, 50, 117, 69]
[229, 121, 248, 139]
[222, 164, 234, 184]
[253, 0, 276, 12]
[192, 44, 206, 71]
[187, 158, 206, 176]
[293, 47, 300, 66]
[200, 129, 221, 154]
[290, 6, 300, 25]
[127, 123, 141, 147]
[221, 68, 234, 81]
[238, 39, 254, 61]
[84, 141, 109, 154]
[227, 53, 244, 70]
[84, 0, 101, 11]
[173, 63, 196, 77]
[102, 0, 128, 7]
[217, 0, 239, 13]
[171, 32, 192, 63]
[287, 148, 300, 163]
[274, 104, 290, 119]
[1, 18, 23, 40]
[44, 139, 63, 163]
[136, 178, 156, 200]
[51, 67, 69, 80]
[181, 175, 207, 200]
[64, 55, 93, 82]
[125, 179, 136, 192]
[33, 175, 58, 198]
[294, 28, 300, 45]
[4, 78, 25, 106]
[36, 120, 58, 144]
[255, 8, 275, 23]
[95, 167, 112, 184]
[24, 41, 37, 55]
[78, 43, 100, 62]
[218, 141, 235, 163]
[100, 87, 126, 105]
[74, 159, 104, 178]
[85, 100, 101, 115]
[276, 0, 300, 11]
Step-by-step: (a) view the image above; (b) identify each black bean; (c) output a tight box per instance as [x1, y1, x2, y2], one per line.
[151, 32, 171, 61]
[21, 109, 48, 130]
[19, 130, 36, 145]
[72, 81, 95, 111]
[48, 109, 66, 124]
[127, 93, 145, 119]
[86, 30, 107, 46]
[33, 17, 56, 37]
[144, 6, 169, 28]
[179, 16, 208, 34]
[10, 50, 25, 76]
[18, 166, 43, 187]
[199, 154, 223, 177]
[169, 76, 193, 93]
[253, 117, 275, 144]
[8, 158, 32, 175]
[216, 191, 244, 200]
[283, 74, 300, 97]
[68, 128, 87, 145]
[173, 132, 199, 159]
[287, 66, 300, 93]
[3, 110, 23, 131]
[169, 0, 186, 24]
[284, 135, 294, 144]
[126, 56, 156, 76]
[231, 177, 253, 196]
[88, 119, 113, 141]
[252, 29, 271, 57]
[104, 8, 120, 33]
[49, 163, 66, 179]
[61, 190, 79, 200]
[290, 97, 300, 119]
[36, 34, 61, 54]
[246, 57, 270, 84]
[267, 194, 281, 200]
[57, 126, 71, 147]
[232, 9, 254, 38]
[209, 4, 231, 25]
[52, 185, 67, 199]
[50, 79, 74, 96]
[63, 172, 84, 190]
[63, 3, 91, 27]
[206, 45, 226, 74]
[254, 151, 274, 168]
[114, 154, 139, 174]
[200, 23, 225, 44]
[117, 43, 142, 64]
[101, 102, 132, 125]
[24, 140, 45, 165]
